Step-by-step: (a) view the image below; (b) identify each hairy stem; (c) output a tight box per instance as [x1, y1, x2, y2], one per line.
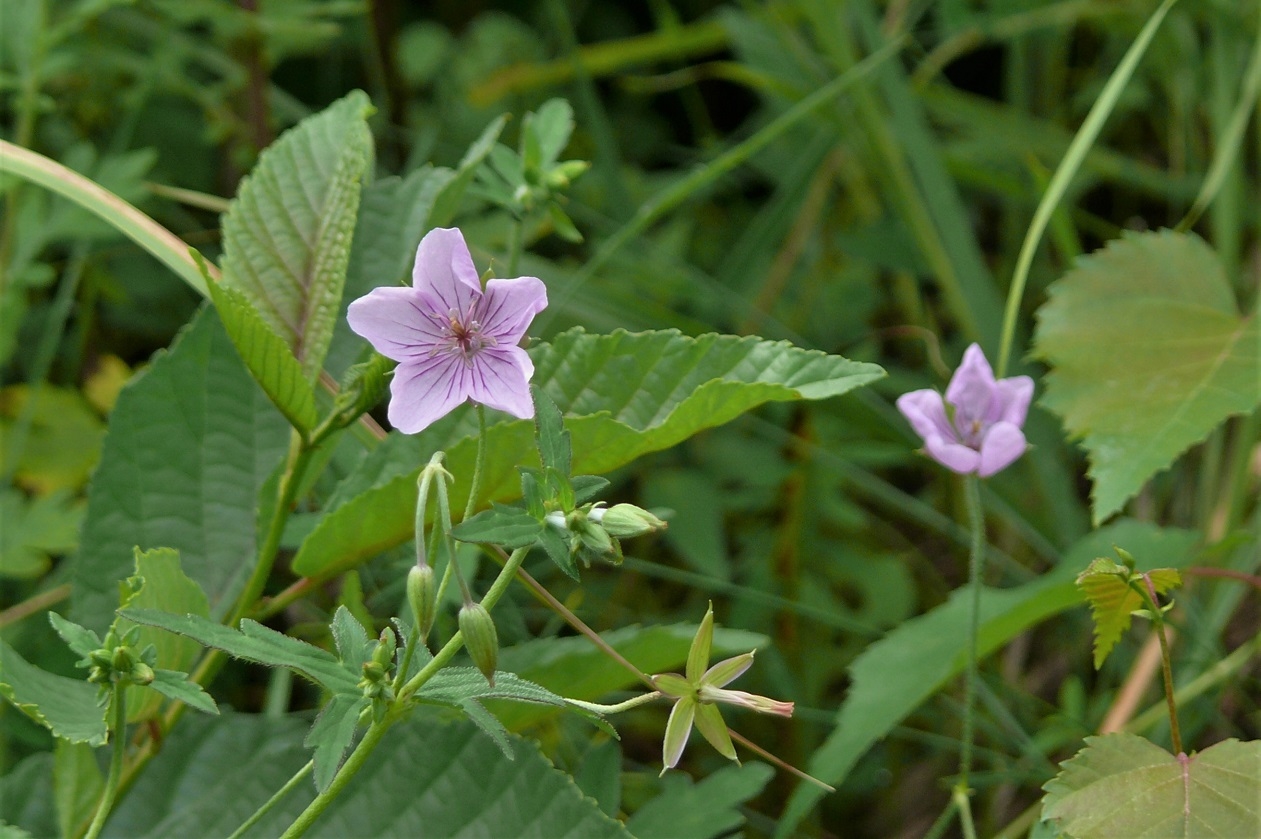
[84, 684, 128, 839]
[959, 474, 985, 789]
[1140, 575, 1183, 754]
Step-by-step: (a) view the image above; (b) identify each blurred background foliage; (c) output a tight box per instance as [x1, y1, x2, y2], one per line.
[2, 0, 1257, 836]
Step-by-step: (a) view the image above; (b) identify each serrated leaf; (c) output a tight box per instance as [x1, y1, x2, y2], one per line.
[538, 524, 578, 580]
[305, 693, 368, 793]
[778, 521, 1200, 837]
[47, 612, 101, 660]
[459, 699, 515, 759]
[220, 90, 373, 382]
[119, 609, 357, 695]
[293, 328, 884, 579]
[419, 667, 564, 707]
[72, 306, 290, 633]
[206, 277, 319, 434]
[627, 763, 775, 839]
[571, 475, 610, 505]
[1034, 230, 1261, 525]
[104, 711, 633, 839]
[532, 385, 570, 476]
[1078, 562, 1182, 669]
[148, 669, 218, 715]
[450, 505, 543, 548]
[1042, 733, 1261, 838]
[0, 640, 107, 746]
[117, 547, 212, 722]
[329, 605, 371, 675]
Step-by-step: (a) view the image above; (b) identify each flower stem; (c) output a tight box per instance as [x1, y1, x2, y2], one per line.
[84, 684, 128, 839]
[226, 760, 313, 839]
[953, 784, 978, 839]
[958, 474, 985, 791]
[1138, 575, 1183, 754]
[464, 405, 488, 521]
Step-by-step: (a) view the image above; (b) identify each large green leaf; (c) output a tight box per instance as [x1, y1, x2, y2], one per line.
[206, 278, 319, 434]
[1034, 230, 1261, 524]
[102, 710, 632, 839]
[777, 520, 1201, 837]
[627, 763, 774, 839]
[119, 609, 358, 696]
[219, 90, 374, 382]
[71, 306, 290, 632]
[293, 328, 884, 578]
[0, 640, 107, 746]
[117, 547, 211, 722]
[1042, 733, 1261, 838]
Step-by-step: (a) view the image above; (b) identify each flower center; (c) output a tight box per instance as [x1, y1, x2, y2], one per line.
[436, 308, 497, 362]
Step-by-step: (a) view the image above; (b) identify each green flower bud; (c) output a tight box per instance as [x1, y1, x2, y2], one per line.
[594, 504, 667, 539]
[458, 602, 499, 687]
[332, 353, 395, 428]
[406, 564, 437, 641]
[130, 662, 155, 686]
[111, 646, 137, 674]
[545, 160, 590, 190]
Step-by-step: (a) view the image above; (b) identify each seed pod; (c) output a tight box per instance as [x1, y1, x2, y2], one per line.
[406, 564, 437, 641]
[458, 602, 499, 687]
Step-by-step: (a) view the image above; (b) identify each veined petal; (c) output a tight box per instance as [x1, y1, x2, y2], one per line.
[976, 421, 1027, 477]
[686, 603, 715, 683]
[413, 228, 481, 320]
[479, 276, 548, 344]
[701, 652, 755, 688]
[466, 346, 535, 419]
[661, 697, 696, 770]
[896, 390, 955, 445]
[993, 375, 1035, 427]
[692, 702, 737, 762]
[388, 355, 469, 434]
[346, 286, 445, 362]
[923, 435, 980, 474]
[945, 344, 998, 427]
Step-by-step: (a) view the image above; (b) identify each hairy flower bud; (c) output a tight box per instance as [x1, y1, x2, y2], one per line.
[406, 564, 437, 641]
[458, 602, 499, 687]
[595, 504, 667, 539]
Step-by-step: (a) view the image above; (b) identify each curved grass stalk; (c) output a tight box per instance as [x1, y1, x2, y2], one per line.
[995, 0, 1181, 377]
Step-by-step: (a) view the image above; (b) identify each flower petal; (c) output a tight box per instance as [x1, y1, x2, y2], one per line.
[945, 344, 998, 427]
[478, 276, 548, 344]
[661, 697, 696, 770]
[412, 228, 481, 320]
[701, 652, 754, 688]
[387, 355, 469, 434]
[993, 375, 1035, 427]
[652, 673, 691, 699]
[693, 702, 737, 762]
[896, 390, 955, 445]
[686, 603, 715, 683]
[346, 286, 445, 362]
[976, 421, 1027, 477]
[923, 435, 980, 474]
[465, 346, 535, 419]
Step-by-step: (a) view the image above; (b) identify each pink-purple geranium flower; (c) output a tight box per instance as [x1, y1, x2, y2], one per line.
[347, 227, 547, 434]
[897, 344, 1034, 477]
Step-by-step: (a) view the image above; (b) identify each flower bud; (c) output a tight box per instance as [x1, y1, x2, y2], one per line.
[129, 661, 156, 686]
[458, 602, 499, 687]
[595, 504, 667, 539]
[406, 564, 436, 641]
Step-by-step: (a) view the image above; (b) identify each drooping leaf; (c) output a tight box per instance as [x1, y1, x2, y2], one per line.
[627, 762, 775, 839]
[117, 546, 212, 722]
[72, 306, 290, 632]
[0, 640, 107, 746]
[305, 693, 369, 793]
[1042, 733, 1261, 838]
[1034, 230, 1261, 524]
[777, 520, 1201, 837]
[103, 711, 633, 839]
[293, 328, 884, 579]
[53, 740, 102, 839]
[1076, 558, 1182, 669]
[219, 90, 374, 382]
[205, 276, 319, 434]
[119, 609, 357, 696]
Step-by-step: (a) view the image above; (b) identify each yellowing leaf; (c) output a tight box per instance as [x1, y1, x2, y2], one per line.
[1077, 559, 1180, 669]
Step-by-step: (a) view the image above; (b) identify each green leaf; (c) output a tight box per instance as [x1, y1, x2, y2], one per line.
[419, 667, 565, 708]
[117, 546, 212, 722]
[532, 385, 571, 477]
[429, 114, 507, 228]
[0, 753, 55, 838]
[458, 699, 515, 759]
[777, 520, 1201, 837]
[1077, 559, 1182, 669]
[119, 609, 357, 696]
[219, 90, 374, 382]
[47, 612, 101, 659]
[329, 605, 371, 675]
[0, 489, 82, 579]
[527, 99, 575, 170]
[627, 763, 775, 839]
[0, 640, 107, 746]
[450, 505, 543, 548]
[305, 693, 369, 793]
[104, 711, 633, 839]
[293, 328, 884, 579]
[1042, 734, 1261, 838]
[53, 740, 102, 839]
[147, 669, 218, 715]
[1034, 230, 1261, 524]
[206, 276, 319, 434]
[72, 306, 290, 632]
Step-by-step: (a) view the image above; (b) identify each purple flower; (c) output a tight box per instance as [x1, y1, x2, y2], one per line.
[347, 228, 548, 434]
[897, 344, 1034, 477]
